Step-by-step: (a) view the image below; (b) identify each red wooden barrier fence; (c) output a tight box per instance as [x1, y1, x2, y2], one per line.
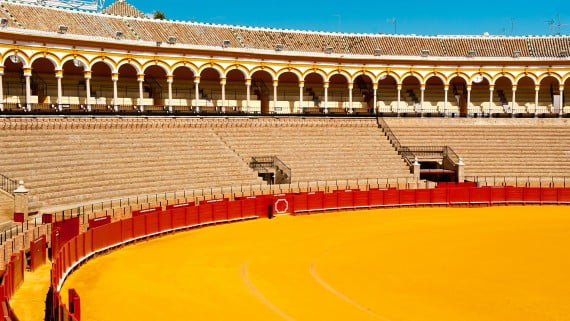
[24, 185, 570, 321]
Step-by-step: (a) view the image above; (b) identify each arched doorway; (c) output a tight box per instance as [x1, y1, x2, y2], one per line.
[328, 73, 349, 113]
[61, 59, 87, 111]
[424, 76, 445, 115]
[31, 58, 56, 110]
[199, 68, 221, 113]
[470, 75, 491, 116]
[117, 63, 138, 111]
[251, 70, 273, 114]
[303, 72, 325, 113]
[353, 74, 374, 114]
[448, 76, 468, 117]
[276, 72, 300, 114]
[538, 76, 560, 115]
[377, 75, 398, 115]
[144, 65, 168, 111]
[516, 76, 535, 115]
[493, 76, 513, 116]
[90, 61, 113, 112]
[171, 66, 195, 113]
[401, 75, 422, 115]
[2, 54, 26, 111]
[225, 69, 247, 114]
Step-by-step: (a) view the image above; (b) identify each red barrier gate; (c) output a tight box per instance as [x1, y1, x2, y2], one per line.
[88, 216, 111, 230]
[469, 187, 491, 205]
[541, 188, 559, 204]
[369, 189, 384, 207]
[307, 192, 325, 212]
[273, 194, 293, 216]
[323, 192, 338, 210]
[353, 190, 370, 208]
[336, 190, 355, 209]
[30, 235, 47, 272]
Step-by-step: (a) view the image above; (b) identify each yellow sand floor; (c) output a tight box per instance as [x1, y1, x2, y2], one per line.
[61, 206, 570, 321]
[10, 263, 51, 321]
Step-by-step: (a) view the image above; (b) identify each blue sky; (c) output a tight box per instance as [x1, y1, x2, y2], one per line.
[123, 0, 570, 36]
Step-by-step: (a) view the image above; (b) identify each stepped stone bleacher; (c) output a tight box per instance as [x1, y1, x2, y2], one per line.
[0, 117, 414, 213]
[384, 118, 570, 179]
[0, 117, 263, 212]
[213, 118, 414, 182]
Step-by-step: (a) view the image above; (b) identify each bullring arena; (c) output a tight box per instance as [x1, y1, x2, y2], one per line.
[0, 0, 569, 320]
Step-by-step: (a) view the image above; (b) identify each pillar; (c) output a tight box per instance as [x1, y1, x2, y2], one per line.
[443, 85, 449, 117]
[419, 85, 425, 116]
[466, 85, 472, 117]
[396, 84, 402, 116]
[534, 85, 540, 117]
[13, 181, 29, 220]
[24, 67, 32, 111]
[245, 78, 251, 113]
[323, 81, 329, 114]
[412, 157, 421, 181]
[167, 75, 173, 113]
[348, 82, 353, 113]
[220, 77, 226, 113]
[56, 69, 63, 111]
[558, 84, 564, 117]
[137, 74, 144, 112]
[511, 85, 517, 117]
[488, 85, 494, 118]
[84, 71, 92, 111]
[194, 76, 200, 113]
[373, 84, 378, 114]
[273, 80, 278, 113]
[298, 80, 304, 114]
[112, 72, 119, 112]
[0, 67, 4, 112]
[456, 158, 465, 183]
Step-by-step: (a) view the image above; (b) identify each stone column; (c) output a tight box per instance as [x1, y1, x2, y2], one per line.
[13, 181, 29, 221]
[245, 78, 251, 113]
[166, 75, 173, 113]
[466, 85, 472, 117]
[112, 72, 119, 112]
[456, 158, 465, 183]
[220, 77, 226, 113]
[323, 81, 329, 114]
[56, 69, 63, 111]
[273, 80, 278, 113]
[298, 80, 304, 114]
[194, 76, 200, 113]
[137, 74, 145, 112]
[420, 84, 425, 116]
[84, 71, 92, 111]
[24, 67, 32, 112]
[0, 67, 4, 112]
[534, 85, 540, 117]
[443, 85, 449, 117]
[412, 157, 421, 181]
[511, 85, 517, 117]
[558, 84, 564, 117]
[373, 84, 378, 114]
[348, 82, 353, 113]
[396, 84, 402, 116]
[488, 85, 494, 118]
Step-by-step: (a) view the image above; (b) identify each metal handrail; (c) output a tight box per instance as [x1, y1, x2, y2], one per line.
[0, 174, 18, 196]
[249, 156, 292, 183]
